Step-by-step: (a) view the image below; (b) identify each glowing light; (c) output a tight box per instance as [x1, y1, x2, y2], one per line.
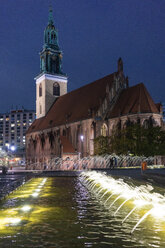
[151, 205, 165, 218]
[2, 218, 21, 225]
[35, 189, 41, 192]
[80, 135, 84, 141]
[10, 145, 16, 151]
[21, 205, 31, 212]
[9, 218, 21, 224]
[39, 179, 47, 186]
[31, 192, 39, 197]
[134, 199, 147, 207]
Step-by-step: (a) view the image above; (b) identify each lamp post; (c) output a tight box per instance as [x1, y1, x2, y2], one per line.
[80, 135, 84, 158]
[10, 146, 16, 152]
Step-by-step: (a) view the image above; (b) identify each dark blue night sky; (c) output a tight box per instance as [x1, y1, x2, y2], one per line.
[0, 0, 164, 112]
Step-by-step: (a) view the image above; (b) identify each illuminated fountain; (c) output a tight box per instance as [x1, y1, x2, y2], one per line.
[80, 171, 165, 233]
[26, 154, 155, 171]
[0, 177, 48, 230]
[0, 174, 165, 247]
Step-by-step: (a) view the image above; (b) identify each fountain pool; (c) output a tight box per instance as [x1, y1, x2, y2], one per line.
[0, 174, 165, 247]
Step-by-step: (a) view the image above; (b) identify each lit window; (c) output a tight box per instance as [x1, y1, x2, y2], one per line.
[101, 124, 108, 137]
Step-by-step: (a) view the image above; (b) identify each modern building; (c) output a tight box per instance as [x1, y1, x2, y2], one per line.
[26, 8, 163, 169]
[0, 109, 35, 155]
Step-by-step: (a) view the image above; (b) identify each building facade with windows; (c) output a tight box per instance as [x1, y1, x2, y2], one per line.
[0, 109, 35, 155]
[26, 9, 163, 169]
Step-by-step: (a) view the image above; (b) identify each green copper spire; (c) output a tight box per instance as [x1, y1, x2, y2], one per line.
[48, 6, 54, 25]
[44, 7, 59, 50]
[39, 8, 65, 75]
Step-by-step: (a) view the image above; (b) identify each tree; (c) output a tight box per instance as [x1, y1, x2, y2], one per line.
[94, 136, 110, 155]
[109, 123, 165, 156]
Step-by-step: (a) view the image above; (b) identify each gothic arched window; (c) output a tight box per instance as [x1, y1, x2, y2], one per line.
[63, 129, 66, 136]
[53, 82, 60, 96]
[143, 119, 149, 129]
[39, 84, 42, 97]
[101, 123, 108, 137]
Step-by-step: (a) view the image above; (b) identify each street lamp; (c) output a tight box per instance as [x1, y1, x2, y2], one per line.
[10, 146, 16, 152]
[80, 135, 84, 158]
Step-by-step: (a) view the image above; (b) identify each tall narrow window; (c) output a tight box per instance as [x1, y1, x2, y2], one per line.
[39, 84, 42, 97]
[53, 82, 60, 96]
[48, 32, 50, 43]
[101, 123, 107, 137]
[40, 105, 42, 114]
[51, 32, 56, 40]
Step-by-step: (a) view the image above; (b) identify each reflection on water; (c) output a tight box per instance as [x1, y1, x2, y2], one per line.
[0, 176, 164, 247]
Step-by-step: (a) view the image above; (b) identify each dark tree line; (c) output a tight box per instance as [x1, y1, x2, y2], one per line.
[94, 122, 165, 156]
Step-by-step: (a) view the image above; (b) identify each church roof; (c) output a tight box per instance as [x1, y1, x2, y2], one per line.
[28, 117, 44, 133]
[27, 73, 115, 134]
[108, 83, 159, 118]
[27, 77, 160, 135]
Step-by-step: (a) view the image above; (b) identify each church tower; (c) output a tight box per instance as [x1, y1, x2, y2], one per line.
[35, 7, 67, 119]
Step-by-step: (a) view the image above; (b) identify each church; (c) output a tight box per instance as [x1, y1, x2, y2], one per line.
[26, 8, 163, 169]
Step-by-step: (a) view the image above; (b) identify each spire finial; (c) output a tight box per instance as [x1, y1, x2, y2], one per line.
[48, 5, 53, 25]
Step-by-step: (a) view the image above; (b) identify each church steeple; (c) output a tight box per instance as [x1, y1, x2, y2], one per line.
[40, 8, 64, 75]
[35, 7, 68, 119]
[48, 6, 54, 25]
[43, 7, 59, 50]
